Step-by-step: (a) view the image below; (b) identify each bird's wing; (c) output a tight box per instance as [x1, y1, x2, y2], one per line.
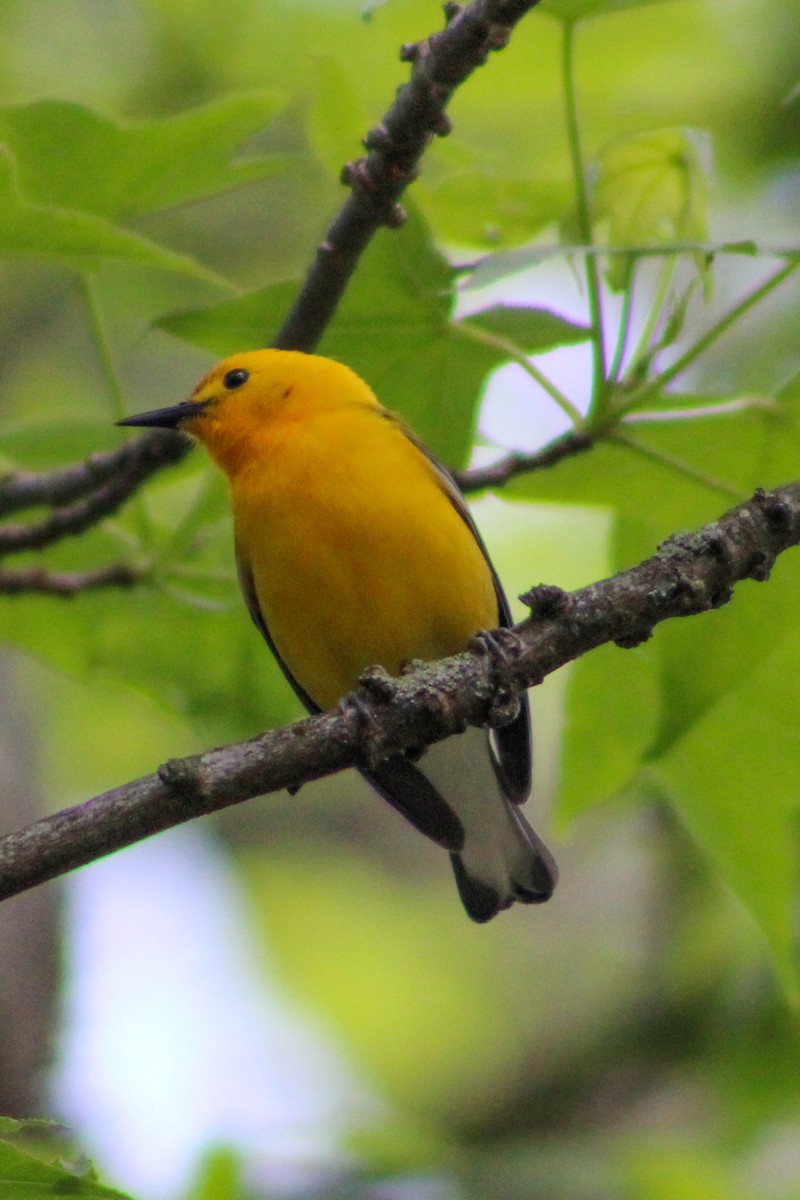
[236, 547, 320, 714]
[389, 415, 532, 804]
[235, 544, 466, 852]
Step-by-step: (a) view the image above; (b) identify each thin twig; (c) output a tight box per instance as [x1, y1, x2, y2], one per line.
[1, 480, 798, 903]
[0, 563, 143, 596]
[0, 434, 192, 557]
[454, 428, 595, 492]
[561, 19, 606, 411]
[0, 432, 188, 519]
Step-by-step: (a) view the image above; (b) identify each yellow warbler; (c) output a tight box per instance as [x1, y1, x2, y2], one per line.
[119, 351, 557, 921]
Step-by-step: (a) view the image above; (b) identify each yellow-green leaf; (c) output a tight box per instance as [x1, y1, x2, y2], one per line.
[593, 126, 711, 289]
[0, 147, 227, 282]
[0, 93, 288, 221]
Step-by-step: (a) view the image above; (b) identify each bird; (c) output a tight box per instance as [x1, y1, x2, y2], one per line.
[118, 350, 557, 921]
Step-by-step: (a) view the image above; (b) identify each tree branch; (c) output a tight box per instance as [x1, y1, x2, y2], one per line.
[0, 432, 187, 518]
[1, 481, 797, 904]
[274, 0, 544, 352]
[455, 428, 595, 493]
[0, 563, 142, 596]
[0, 431, 189, 556]
[0, 0, 544, 564]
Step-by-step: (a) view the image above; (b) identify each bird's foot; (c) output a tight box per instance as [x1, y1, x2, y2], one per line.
[469, 627, 523, 726]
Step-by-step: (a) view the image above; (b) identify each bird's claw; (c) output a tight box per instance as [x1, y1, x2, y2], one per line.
[469, 626, 521, 663]
[469, 627, 523, 727]
[339, 690, 377, 730]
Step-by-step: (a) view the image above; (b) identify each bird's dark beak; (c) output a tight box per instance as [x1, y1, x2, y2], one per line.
[116, 400, 209, 429]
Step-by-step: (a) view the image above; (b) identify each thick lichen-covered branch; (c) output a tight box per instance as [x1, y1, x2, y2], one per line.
[1, 481, 797, 903]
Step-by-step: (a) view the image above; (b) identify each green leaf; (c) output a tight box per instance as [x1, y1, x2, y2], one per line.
[0, 1123, 132, 1200]
[0, 93, 288, 220]
[459, 303, 591, 352]
[510, 389, 798, 544]
[558, 642, 661, 823]
[306, 57, 369, 181]
[1, 562, 300, 742]
[543, 0, 686, 21]
[619, 1142, 754, 1200]
[593, 127, 712, 290]
[333, 216, 511, 459]
[161, 208, 566, 466]
[511, 390, 800, 890]
[648, 549, 800, 760]
[595, 127, 712, 244]
[649, 627, 800, 993]
[158, 280, 300, 358]
[315, 206, 479, 463]
[419, 172, 568, 248]
[0, 148, 226, 282]
[0, 447, 301, 741]
[622, 397, 799, 503]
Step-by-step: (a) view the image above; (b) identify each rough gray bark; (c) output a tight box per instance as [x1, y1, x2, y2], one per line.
[0, 481, 796, 905]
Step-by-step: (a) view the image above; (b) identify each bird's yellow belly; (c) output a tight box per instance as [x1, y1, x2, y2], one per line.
[233, 428, 498, 711]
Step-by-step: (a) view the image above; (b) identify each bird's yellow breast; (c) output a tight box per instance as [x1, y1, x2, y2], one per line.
[229, 400, 497, 711]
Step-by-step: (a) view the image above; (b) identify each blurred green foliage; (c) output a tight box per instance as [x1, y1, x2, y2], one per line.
[0, 0, 799, 1198]
[0, 1119, 132, 1200]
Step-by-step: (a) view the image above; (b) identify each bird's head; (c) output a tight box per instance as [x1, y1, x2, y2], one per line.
[118, 350, 292, 437]
[117, 349, 379, 475]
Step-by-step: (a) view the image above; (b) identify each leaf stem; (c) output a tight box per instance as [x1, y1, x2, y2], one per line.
[561, 19, 606, 413]
[80, 274, 127, 423]
[610, 430, 746, 500]
[81, 272, 152, 544]
[608, 264, 636, 384]
[624, 255, 677, 383]
[618, 258, 800, 416]
[453, 320, 584, 426]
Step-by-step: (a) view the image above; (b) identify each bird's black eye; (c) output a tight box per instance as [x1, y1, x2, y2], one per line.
[223, 368, 249, 390]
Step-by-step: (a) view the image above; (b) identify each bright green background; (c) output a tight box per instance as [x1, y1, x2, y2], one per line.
[1, 0, 799, 1198]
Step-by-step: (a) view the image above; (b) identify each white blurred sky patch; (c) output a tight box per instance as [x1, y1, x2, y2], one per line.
[455, 247, 626, 459]
[52, 825, 379, 1198]
[478, 348, 588, 456]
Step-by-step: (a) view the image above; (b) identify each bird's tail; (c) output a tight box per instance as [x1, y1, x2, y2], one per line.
[450, 798, 557, 923]
[421, 727, 558, 923]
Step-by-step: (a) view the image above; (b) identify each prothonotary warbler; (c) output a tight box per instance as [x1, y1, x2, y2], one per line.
[119, 350, 557, 921]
